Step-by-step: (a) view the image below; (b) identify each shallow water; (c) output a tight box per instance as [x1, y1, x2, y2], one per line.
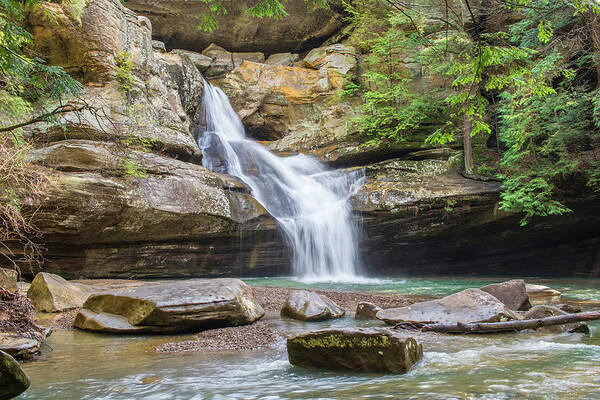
[18, 277, 600, 400]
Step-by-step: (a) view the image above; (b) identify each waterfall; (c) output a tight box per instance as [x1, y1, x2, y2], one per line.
[198, 82, 366, 282]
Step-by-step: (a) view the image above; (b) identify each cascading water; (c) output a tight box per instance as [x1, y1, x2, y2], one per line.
[198, 81, 366, 282]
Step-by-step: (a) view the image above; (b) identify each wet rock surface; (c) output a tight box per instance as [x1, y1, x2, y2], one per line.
[0, 350, 30, 400]
[280, 290, 345, 322]
[74, 279, 264, 333]
[377, 288, 519, 325]
[287, 328, 423, 373]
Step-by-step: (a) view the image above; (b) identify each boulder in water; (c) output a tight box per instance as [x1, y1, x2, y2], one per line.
[377, 288, 518, 325]
[27, 272, 95, 312]
[0, 350, 30, 399]
[0, 269, 17, 292]
[280, 290, 345, 322]
[523, 305, 589, 333]
[525, 283, 562, 304]
[355, 302, 382, 320]
[480, 279, 531, 311]
[74, 279, 264, 333]
[287, 328, 422, 373]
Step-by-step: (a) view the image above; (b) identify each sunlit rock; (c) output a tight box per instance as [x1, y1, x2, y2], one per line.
[377, 288, 519, 325]
[74, 279, 264, 333]
[281, 290, 345, 322]
[27, 272, 95, 312]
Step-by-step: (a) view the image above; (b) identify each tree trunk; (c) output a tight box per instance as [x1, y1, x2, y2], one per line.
[463, 113, 473, 176]
[587, 11, 600, 88]
[394, 311, 600, 334]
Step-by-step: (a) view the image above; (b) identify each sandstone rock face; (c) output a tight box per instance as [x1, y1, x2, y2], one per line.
[18, 0, 286, 279]
[0, 334, 42, 360]
[215, 59, 353, 141]
[377, 289, 519, 325]
[124, 0, 344, 54]
[0, 269, 17, 291]
[480, 280, 531, 311]
[287, 328, 422, 373]
[281, 291, 345, 321]
[303, 44, 358, 75]
[525, 284, 562, 305]
[27, 272, 94, 312]
[265, 52, 300, 66]
[0, 350, 30, 400]
[355, 302, 382, 320]
[523, 305, 589, 333]
[73, 279, 264, 333]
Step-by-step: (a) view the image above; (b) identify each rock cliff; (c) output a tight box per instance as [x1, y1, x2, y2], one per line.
[12, 0, 599, 278]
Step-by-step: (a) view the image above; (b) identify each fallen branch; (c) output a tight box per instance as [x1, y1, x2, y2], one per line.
[394, 311, 600, 334]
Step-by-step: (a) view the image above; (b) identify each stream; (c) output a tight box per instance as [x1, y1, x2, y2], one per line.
[17, 277, 600, 400]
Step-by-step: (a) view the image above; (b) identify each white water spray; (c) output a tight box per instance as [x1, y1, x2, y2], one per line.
[198, 82, 366, 282]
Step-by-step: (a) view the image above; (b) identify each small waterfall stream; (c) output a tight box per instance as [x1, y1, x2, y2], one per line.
[198, 82, 366, 282]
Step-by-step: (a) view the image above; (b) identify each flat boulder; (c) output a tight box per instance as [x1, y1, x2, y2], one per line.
[0, 350, 30, 399]
[377, 288, 519, 325]
[355, 302, 382, 320]
[27, 272, 95, 312]
[287, 328, 422, 373]
[280, 290, 344, 322]
[480, 279, 531, 311]
[74, 278, 264, 333]
[0, 334, 42, 360]
[525, 283, 562, 304]
[0, 269, 17, 292]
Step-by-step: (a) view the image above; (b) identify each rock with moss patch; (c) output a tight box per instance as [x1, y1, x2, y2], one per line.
[355, 302, 382, 320]
[287, 328, 422, 373]
[480, 279, 531, 311]
[281, 290, 345, 322]
[377, 288, 519, 325]
[27, 272, 95, 312]
[0, 350, 30, 399]
[74, 278, 264, 333]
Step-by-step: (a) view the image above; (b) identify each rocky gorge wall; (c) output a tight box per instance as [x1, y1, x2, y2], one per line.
[13, 0, 600, 278]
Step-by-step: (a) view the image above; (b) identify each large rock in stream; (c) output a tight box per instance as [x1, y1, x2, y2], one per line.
[74, 279, 264, 333]
[480, 279, 531, 311]
[377, 288, 519, 325]
[287, 328, 422, 373]
[280, 290, 344, 321]
[27, 272, 95, 312]
[0, 350, 30, 400]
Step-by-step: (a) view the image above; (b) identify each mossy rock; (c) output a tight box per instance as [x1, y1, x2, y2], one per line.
[287, 328, 422, 373]
[0, 350, 30, 400]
